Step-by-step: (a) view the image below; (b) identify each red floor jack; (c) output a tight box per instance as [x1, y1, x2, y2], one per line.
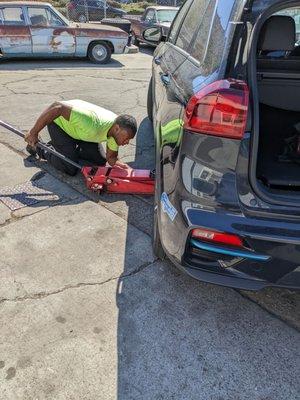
[0, 120, 155, 195]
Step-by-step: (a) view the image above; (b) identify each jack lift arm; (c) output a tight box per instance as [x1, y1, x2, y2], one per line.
[0, 120, 155, 195]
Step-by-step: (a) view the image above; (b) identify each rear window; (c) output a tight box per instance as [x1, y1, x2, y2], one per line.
[199, 0, 231, 75]
[188, 0, 216, 62]
[46, 9, 65, 27]
[168, 0, 193, 43]
[175, 0, 215, 54]
[1, 7, 25, 25]
[28, 7, 49, 26]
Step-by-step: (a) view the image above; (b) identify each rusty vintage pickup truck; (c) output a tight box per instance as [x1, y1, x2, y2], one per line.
[130, 6, 178, 47]
[0, 1, 130, 63]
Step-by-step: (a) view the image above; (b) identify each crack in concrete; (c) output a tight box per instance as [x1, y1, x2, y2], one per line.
[1, 76, 40, 87]
[2, 71, 148, 80]
[0, 139, 28, 158]
[0, 212, 21, 228]
[1, 77, 146, 98]
[0, 260, 156, 304]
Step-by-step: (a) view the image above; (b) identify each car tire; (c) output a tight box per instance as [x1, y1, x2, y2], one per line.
[88, 42, 112, 64]
[131, 31, 140, 46]
[153, 142, 165, 260]
[78, 13, 87, 23]
[153, 194, 166, 260]
[147, 77, 153, 122]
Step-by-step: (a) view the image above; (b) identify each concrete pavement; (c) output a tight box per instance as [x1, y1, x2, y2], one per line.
[0, 51, 299, 399]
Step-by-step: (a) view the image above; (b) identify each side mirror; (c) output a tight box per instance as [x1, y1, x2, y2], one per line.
[143, 27, 163, 43]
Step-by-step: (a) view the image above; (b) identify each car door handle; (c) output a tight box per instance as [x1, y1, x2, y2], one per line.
[160, 73, 170, 86]
[154, 56, 161, 65]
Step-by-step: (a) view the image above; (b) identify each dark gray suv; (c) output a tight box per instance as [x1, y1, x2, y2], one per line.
[147, 0, 300, 290]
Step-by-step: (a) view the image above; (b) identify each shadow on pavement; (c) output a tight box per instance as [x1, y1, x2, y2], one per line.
[0, 57, 124, 71]
[139, 45, 155, 56]
[6, 112, 298, 397]
[127, 117, 154, 170]
[114, 120, 299, 398]
[0, 155, 86, 212]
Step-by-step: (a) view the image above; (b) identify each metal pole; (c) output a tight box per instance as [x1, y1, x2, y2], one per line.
[104, 0, 107, 19]
[84, 0, 89, 22]
[0, 120, 82, 170]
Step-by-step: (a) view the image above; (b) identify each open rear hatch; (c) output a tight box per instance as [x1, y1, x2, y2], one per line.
[251, 6, 300, 201]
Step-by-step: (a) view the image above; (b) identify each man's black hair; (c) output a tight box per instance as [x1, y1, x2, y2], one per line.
[115, 115, 137, 137]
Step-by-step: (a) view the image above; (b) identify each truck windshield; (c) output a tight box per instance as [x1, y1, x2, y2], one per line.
[157, 9, 178, 23]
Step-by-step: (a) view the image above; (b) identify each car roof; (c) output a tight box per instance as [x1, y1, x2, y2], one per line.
[146, 6, 179, 11]
[0, 1, 52, 6]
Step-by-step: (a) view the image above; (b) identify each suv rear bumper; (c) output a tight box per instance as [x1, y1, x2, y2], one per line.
[169, 256, 273, 291]
[159, 196, 300, 291]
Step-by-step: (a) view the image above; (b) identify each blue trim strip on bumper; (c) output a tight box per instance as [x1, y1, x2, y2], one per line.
[190, 239, 271, 261]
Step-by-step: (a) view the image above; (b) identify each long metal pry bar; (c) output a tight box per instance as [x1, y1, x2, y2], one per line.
[0, 119, 82, 170]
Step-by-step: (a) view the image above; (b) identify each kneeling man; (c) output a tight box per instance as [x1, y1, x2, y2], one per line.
[25, 99, 137, 176]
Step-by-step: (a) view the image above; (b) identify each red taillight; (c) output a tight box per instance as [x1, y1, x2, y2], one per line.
[191, 228, 244, 248]
[184, 79, 249, 139]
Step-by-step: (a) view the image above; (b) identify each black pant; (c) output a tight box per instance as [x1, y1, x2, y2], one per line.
[45, 122, 106, 176]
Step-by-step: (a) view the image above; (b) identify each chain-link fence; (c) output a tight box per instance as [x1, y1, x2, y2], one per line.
[64, 0, 183, 24]
[2, 0, 183, 23]
[66, 0, 124, 23]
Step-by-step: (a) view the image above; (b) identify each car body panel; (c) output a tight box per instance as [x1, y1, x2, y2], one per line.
[151, 0, 300, 290]
[29, 26, 76, 55]
[0, 24, 31, 55]
[0, 2, 128, 59]
[71, 22, 127, 55]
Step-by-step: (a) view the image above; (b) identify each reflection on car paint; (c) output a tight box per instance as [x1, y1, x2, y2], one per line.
[161, 118, 183, 147]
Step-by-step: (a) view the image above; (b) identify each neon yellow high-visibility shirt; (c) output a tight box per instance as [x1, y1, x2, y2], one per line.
[54, 99, 119, 152]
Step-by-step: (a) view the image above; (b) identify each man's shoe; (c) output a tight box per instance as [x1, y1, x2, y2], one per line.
[26, 144, 37, 156]
[26, 144, 48, 160]
[36, 146, 47, 160]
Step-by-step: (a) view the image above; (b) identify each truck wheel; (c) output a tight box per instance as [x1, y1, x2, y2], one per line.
[78, 13, 87, 23]
[88, 42, 111, 64]
[147, 77, 153, 122]
[131, 31, 140, 46]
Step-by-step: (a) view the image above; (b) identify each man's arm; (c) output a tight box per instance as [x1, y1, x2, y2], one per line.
[106, 148, 131, 169]
[25, 101, 72, 147]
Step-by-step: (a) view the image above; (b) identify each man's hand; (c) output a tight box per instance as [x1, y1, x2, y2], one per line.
[24, 101, 71, 149]
[106, 148, 132, 171]
[114, 161, 132, 170]
[25, 130, 39, 148]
